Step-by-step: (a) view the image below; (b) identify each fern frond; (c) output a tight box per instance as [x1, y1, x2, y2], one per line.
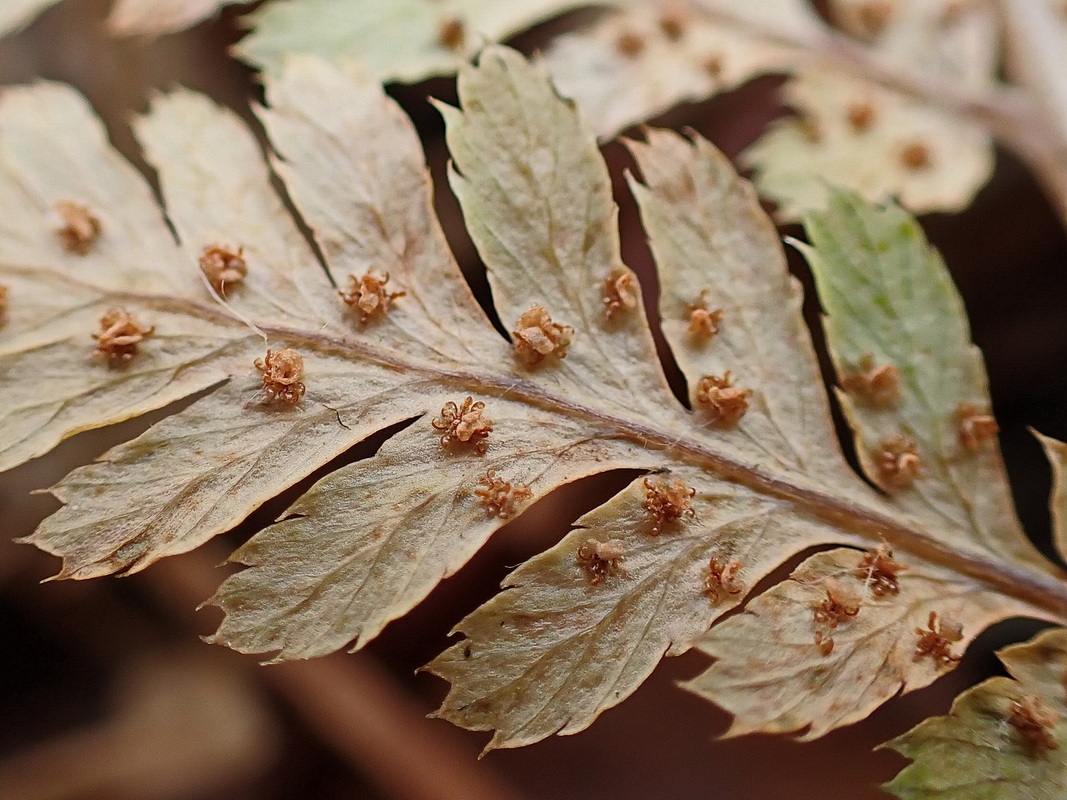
[4, 47, 1066, 759]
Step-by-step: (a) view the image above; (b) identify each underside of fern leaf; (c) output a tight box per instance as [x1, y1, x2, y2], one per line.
[4, 44, 1067, 774]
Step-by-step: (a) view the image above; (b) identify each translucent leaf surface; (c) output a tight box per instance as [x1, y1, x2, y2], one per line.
[886, 628, 1067, 799]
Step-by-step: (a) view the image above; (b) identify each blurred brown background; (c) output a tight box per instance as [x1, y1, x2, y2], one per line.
[2, 2, 1067, 799]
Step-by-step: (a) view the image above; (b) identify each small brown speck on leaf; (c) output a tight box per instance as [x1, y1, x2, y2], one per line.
[705, 556, 743, 604]
[659, 3, 687, 40]
[255, 348, 306, 405]
[841, 354, 899, 407]
[340, 271, 405, 326]
[876, 435, 921, 489]
[900, 141, 932, 171]
[602, 268, 638, 319]
[93, 308, 153, 363]
[847, 100, 877, 133]
[913, 611, 963, 668]
[687, 291, 723, 341]
[800, 116, 823, 144]
[695, 372, 750, 426]
[475, 469, 532, 519]
[512, 306, 572, 366]
[438, 17, 465, 50]
[0, 283, 8, 325]
[643, 476, 696, 535]
[577, 538, 625, 586]
[616, 30, 646, 58]
[1008, 695, 1060, 756]
[432, 397, 492, 455]
[957, 403, 998, 452]
[856, 0, 894, 36]
[855, 543, 906, 597]
[199, 245, 248, 296]
[703, 54, 724, 79]
[55, 200, 102, 255]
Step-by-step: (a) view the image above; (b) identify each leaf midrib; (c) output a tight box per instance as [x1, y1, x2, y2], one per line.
[19, 269, 1067, 622]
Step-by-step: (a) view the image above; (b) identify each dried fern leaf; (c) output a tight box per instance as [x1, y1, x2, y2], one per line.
[687, 548, 1037, 739]
[542, 0, 816, 139]
[237, 0, 599, 82]
[885, 628, 1067, 798]
[5, 48, 1066, 755]
[745, 0, 997, 217]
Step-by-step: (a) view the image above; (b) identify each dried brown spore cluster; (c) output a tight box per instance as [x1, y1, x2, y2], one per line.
[1008, 695, 1060, 756]
[577, 539, 625, 586]
[705, 557, 743, 604]
[877, 435, 921, 489]
[512, 306, 572, 366]
[687, 291, 723, 341]
[340, 271, 405, 326]
[643, 476, 696, 535]
[956, 403, 998, 452]
[813, 578, 862, 656]
[93, 308, 154, 363]
[814, 578, 861, 627]
[602, 268, 637, 319]
[255, 348, 306, 405]
[913, 611, 963, 668]
[841, 354, 899, 407]
[475, 470, 531, 519]
[855, 544, 906, 597]
[695, 372, 750, 426]
[199, 245, 248, 296]
[55, 200, 102, 255]
[432, 397, 492, 455]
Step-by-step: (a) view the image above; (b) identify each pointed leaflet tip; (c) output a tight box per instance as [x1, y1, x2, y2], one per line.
[884, 628, 1067, 799]
[1036, 430, 1067, 566]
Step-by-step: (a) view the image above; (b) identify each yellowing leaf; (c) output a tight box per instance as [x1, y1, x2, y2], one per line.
[237, 0, 599, 82]
[886, 628, 1067, 799]
[6, 48, 1066, 756]
[798, 193, 1049, 571]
